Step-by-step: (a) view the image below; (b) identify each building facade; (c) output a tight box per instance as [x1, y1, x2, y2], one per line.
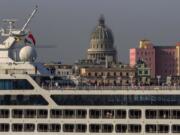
[80, 65, 136, 86]
[130, 40, 180, 78]
[130, 40, 155, 77]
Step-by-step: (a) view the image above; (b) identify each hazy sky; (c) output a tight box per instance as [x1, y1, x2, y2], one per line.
[1, 0, 180, 64]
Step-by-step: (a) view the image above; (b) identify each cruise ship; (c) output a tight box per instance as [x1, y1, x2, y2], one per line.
[0, 7, 180, 135]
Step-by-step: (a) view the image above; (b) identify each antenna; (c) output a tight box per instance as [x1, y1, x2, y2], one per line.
[2, 19, 17, 35]
[21, 5, 38, 32]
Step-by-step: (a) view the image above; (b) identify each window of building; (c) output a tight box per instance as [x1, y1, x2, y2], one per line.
[157, 124, 169, 133]
[0, 123, 9, 132]
[37, 124, 48, 132]
[63, 110, 75, 118]
[89, 109, 101, 118]
[102, 109, 114, 119]
[75, 124, 87, 132]
[128, 124, 141, 133]
[63, 124, 74, 132]
[76, 109, 87, 118]
[102, 124, 113, 133]
[0, 109, 9, 118]
[37, 109, 48, 118]
[145, 124, 156, 133]
[145, 110, 157, 119]
[129, 109, 141, 119]
[115, 109, 126, 119]
[116, 124, 127, 133]
[50, 109, 62, 118]
[24, 109, 36, 118]
[24, 124, 35, 132]
[12, 124, 23, 132]
[49, 124, 61, 132]
[89, 124, 101, 133]
[12, 109, 23, 118]
[172, 125, 180, 133]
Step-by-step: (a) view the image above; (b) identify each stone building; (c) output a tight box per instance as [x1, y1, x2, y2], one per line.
[136, 60, 151, 85]
[80, 64, 136, 86]
[87, 15, 117, 64]
[44, 63, 73, 76]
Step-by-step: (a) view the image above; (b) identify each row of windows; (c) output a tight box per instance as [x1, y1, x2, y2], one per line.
[2, 109, 180, 120]
[0, 95, 48, 105]
[0, 79, 33, 90]
[87, 72, 133, 77]
[146, 109, 180, 119]
[2, 123, 180, 133]
[0, 109, 141, 119]
[51, 95, 180, 106]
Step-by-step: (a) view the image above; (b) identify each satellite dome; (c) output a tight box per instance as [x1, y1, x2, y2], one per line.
[19, 45, 37, 62]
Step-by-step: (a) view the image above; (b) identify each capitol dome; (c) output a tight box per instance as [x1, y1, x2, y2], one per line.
[87, 15, 117, 63]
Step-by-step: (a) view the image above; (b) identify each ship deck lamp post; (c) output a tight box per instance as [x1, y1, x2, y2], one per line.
[129, 75, 134, 87]
[50, 75, 54, 89]
[102, 75, 107, 86]
[157, 75, 161, 86]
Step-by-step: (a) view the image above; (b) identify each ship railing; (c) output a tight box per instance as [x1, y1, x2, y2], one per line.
[42, 85, 180, 90]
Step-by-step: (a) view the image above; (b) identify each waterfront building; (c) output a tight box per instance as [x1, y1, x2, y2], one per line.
[44, 63, 73, 76]
[80, 64, 136, 86]
[129, 40, 155, 77]
[130, 40, 180, 78]
[136, 60, 151, 85]
[155, 46, 176, 77]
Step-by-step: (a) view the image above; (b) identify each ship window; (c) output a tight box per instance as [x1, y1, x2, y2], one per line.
[63, 124, 74, 132]
[128, 124, 141, 133]
[158, 109, 170, 119]
[76, 109, 87, 118]
[12, 109, 23, 118]
[63, 109, 75, 118]
[115, 109, 126, 118]
[37, 109, 48, 118]
[116, 124, 127, 133]
[0, 79, 33, 90]
[75, 124, 87, 132]
[129, 109, 141, 119]
[37, 124, 48, 132]
[12, 123, 23, 132]
[89, 124, 101, 133]
[102, 109, 114, 119]
[89, 109, 101, 118]
[0, 109, 9, 118]
[102, 124, 113, 133]
[171, 110, 180, 119]
[24, 109, 36, 118]
[24, 123, 35, 132]
[50, 109, 62, 118]
[157, 124, 169, 133]
[51, 95, 180, 106]
[146, 109, 157, 119]
[145, 124, 156, 133]
[172, 125, 180, 133]
[0, 95, 48, 105]
[49, 124, 61, 132]
[0, 123, 9, 132]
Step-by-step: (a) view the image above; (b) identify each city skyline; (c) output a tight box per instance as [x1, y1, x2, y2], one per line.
[1, 0, 180, 64]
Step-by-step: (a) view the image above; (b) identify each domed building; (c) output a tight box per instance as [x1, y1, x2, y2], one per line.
[87, 15, 117, 63]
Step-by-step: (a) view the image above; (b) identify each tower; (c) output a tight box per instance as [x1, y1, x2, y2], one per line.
[87, 15, 117, 63]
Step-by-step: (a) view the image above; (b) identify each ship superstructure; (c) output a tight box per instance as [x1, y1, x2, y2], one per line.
[0, 7, 180, 135]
